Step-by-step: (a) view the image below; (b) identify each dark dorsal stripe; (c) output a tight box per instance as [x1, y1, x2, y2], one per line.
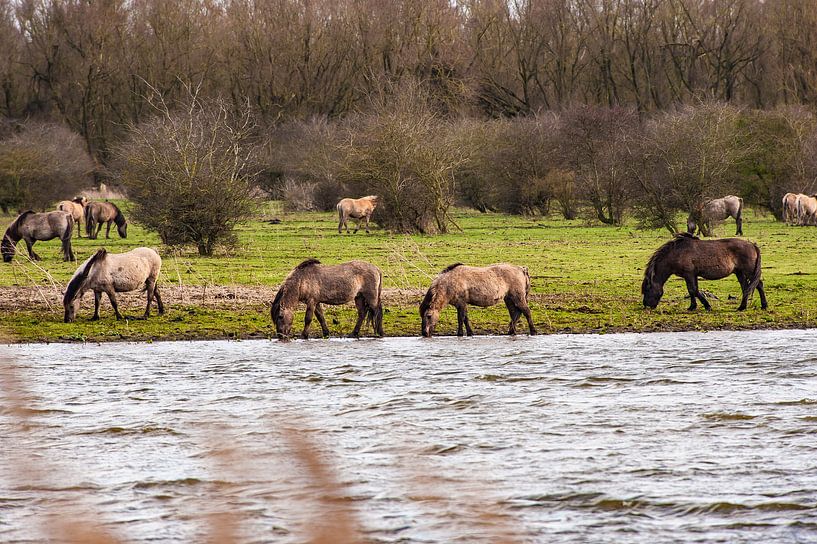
[63, 249, 107, 305]
[441, 263, 464, 273]
[295, 258, 321, 270]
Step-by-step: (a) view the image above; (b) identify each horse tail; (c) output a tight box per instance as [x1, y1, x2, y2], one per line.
[736, 197, 743, 220]
[63, 249, 106, 305]
[365, 269, 384, 335]
[747, 243, 763, 302]
[85, 204, 93, 236]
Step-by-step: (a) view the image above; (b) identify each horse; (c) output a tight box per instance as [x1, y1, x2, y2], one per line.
[57, 196, 87, 238]
[337, 195, 379, 234]
[782, 193, 799, 225]
[63, 247, 163, 322]
[642, 233, 767, 312]
[2, 210, 75, 262]
[796, 194, 817, 226]
[687, 195, 744, 237]
[420, 263, 536, 337]
[85, 201, 128, 239]
[271, 259, 384, 340]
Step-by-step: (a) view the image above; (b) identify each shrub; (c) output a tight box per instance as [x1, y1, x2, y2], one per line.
[337, 81, 469, 233]
[0, 121, 93, 212]
[116, 88, 258, 255]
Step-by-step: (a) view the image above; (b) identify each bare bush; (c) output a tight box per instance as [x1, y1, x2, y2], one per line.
[632, 103, 752, 232]
[0, 122, 93, 213]
[116, 87, 258, 255]
[277, 178, 317, 211]
[558, 106, 640, 225]
[337, 82, 469, 234]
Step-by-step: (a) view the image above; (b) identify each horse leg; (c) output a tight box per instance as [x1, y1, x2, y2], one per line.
[463, 306, 474, 336]
[517, 300, 537, 335]
[62, 237, 75, 262]
[455, 304, 466, 337]
[692, 277, 711, 310]
[107, 290, 123, 320]
[154, 287, 164, 315]
[24, 240, 40, 261]
[353, 218, 360, 234]
[684, 277, 698, 311]
[91, 291, 101, 321]
[105, 221, 111, 239]
[314, 303, 330, 337]
[364, 215, 371, 234]
[505, 297, 522, 335]
[758, 280, 768, 310]
[95, 222, 103, 239]
[351, 295, 366, 338]
[144, 279, 155, 317]
[302, 303, 315, 339]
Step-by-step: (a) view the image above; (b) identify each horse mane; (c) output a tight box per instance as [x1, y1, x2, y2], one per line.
[72, 196, 86, 205]
[270, 286, 285, 320]
[295, 258, 321, 270]
[63, 249, 107, 305]
[8, 211, 34, 238]
[110, 203, 126, 226]
[644, 233, 698, 283]
[419, 287, 434, 314]
[441, 263, 464, 273]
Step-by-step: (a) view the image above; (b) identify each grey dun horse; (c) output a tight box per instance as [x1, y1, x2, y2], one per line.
[2, 210, 75, 262]
[420, 263, 536, 337]
[63, 247, 163, 322]
[687, 195, 744, 236]
[85, 201, 128, 239]
[271, 259, 384, 339]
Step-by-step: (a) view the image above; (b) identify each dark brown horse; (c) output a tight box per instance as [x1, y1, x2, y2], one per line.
[420, 263, 536, 337]
[85, 201, 127, 239]
[642, 233, 767, 311]
[2, 210, 75, 262]
[271, 259, 384, 339]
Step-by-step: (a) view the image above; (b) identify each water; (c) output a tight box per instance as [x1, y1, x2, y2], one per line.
[1, 330, 816, 543]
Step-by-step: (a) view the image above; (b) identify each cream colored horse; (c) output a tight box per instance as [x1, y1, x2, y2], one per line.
[797, 194, 817, 225]
[782, 193, 798, 225]
[57, 196, 87, 237]
[63, 247, 163, 322]
[337, 195, 379, 234]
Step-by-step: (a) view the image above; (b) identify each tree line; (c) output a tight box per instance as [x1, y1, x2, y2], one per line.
[2, 0, 817, 163]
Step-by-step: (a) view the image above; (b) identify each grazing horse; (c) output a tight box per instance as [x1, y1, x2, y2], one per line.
[271, 259, 384, 339]
[57, 196, 87, 238]
[63, 247, 163, 322]
[85, 201, 128, 239]
[420, 263, 536, 337]
[337, 195, 379, 234]
[796, 194, 817, 226]
[782, 193, 799, 225]
[687, 195, 744, 236]
[2, 210, 75, 262]
[642, 233, 767, 312]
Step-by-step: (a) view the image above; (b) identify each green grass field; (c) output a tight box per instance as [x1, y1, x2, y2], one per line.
[1, 201, 815, 343]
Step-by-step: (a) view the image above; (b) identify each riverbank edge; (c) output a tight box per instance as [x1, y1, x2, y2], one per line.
[2, 319, 810, 345]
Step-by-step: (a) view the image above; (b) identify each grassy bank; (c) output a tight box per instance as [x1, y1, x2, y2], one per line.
[1, 203, 815, 343]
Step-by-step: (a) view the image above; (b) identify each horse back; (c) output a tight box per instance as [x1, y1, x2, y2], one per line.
[95, 248, 161, 292]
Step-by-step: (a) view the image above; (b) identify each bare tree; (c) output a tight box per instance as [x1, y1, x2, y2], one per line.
[116, 85, 258, 255]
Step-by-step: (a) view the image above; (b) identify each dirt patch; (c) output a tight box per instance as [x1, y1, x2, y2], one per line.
[0, 285, 429, 314]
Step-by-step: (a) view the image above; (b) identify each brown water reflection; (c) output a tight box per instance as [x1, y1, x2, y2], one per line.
[2, 331, 817, 543]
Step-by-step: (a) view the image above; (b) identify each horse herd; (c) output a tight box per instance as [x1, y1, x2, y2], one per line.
[782, 192, 817, 226]
[2, 194, 770, 339]
[1, 197, 127, 264]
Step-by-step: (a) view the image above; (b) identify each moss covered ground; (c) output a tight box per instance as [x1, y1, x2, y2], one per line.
[1, 202, 815, 343]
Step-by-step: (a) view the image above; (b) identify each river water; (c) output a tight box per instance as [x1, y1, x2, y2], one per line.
[1, 330, 816, 543]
